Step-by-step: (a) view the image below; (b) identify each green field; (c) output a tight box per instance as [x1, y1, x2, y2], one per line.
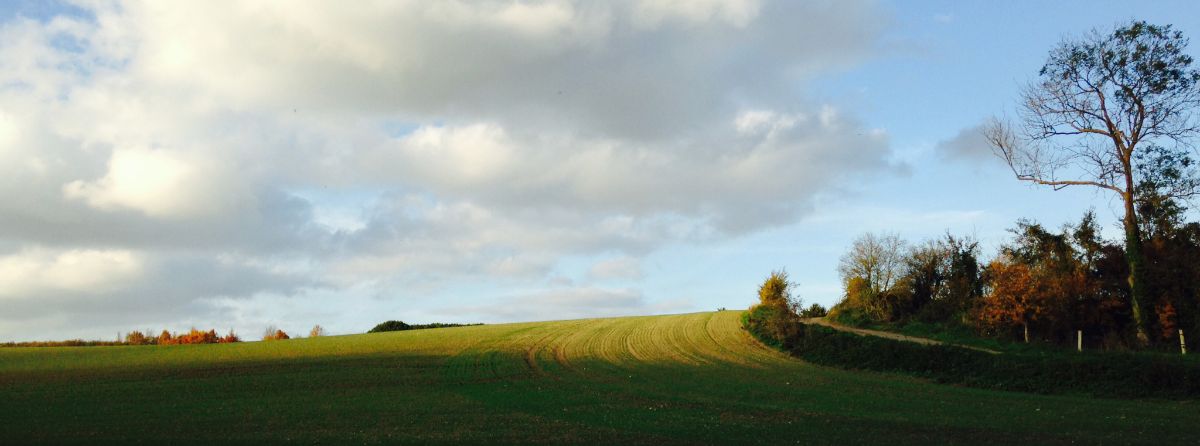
[0, 311, 1195, 444]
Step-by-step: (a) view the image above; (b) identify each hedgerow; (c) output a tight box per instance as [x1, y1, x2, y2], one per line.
[745, 305, 1200, 399]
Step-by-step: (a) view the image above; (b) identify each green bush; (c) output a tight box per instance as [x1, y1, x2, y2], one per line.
[826, 305, 874, 328]
[368, 320, 482, 333]
[798, 303, 828, 318]
[744, 313, 1200, 400]
[369, 320, 412, 333]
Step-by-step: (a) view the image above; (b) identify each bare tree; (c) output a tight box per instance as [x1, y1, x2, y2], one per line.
[985, 21, 1200, 344]
[838, 232, 907, 295]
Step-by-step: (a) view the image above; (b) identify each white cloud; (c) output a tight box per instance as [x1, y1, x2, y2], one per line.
[63, 147, 249, 218]
[493, 1, 580, 36]
[0, 110, 16, 147]
[0, 248, 144, 297]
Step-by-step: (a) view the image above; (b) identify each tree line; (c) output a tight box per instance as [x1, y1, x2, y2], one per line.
[831, 204, 1200, 349]
[2, 324, 333, 347]
[810, 19, 1200, 350]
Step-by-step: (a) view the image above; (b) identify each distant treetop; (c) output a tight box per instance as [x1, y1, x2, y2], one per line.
[367, 320, 481, 333]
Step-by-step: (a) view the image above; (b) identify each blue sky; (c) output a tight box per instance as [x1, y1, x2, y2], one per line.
[0, 1, 1197, 340]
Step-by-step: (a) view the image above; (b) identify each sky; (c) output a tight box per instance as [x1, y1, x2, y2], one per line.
[1, 0, 1198, 341]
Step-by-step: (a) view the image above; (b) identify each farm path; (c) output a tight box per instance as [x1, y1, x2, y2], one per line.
[803, 317, 1001, 354]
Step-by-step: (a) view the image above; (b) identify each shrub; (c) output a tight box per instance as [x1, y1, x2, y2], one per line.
[124, 331, 150, 345]
[747, 270, 804, 344]
[219, 330, 240, 343]
[310, 325, 326, 338]
[262, 326, 291, 341]
[367, 321, 481, 333]
[369, 320, 412, 333]
[799, 303, 828, 318]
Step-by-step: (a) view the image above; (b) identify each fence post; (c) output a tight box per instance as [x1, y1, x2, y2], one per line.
[1077, 330, 1082, 352]
[1181, 329, 1187, 355]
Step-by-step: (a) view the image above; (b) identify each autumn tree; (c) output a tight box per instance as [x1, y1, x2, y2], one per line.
[985, 21, 1200, 344]
[978, 260, 1042, 343]
[219, 330, 241, 343]
[124, 331, 149, 345]
[978, 257, 1088, 343]
[262, 326, 290, 341]
[748, 270, 803, 343]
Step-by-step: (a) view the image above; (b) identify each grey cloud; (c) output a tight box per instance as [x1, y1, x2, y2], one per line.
[935, 124, 994, 162]
[109, 1, 886, 141]
[0, 253, 319, 341]
[440, 286, 693, 322]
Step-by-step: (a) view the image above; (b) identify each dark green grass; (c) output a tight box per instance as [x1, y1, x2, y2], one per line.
[1, 312, 1196, 444]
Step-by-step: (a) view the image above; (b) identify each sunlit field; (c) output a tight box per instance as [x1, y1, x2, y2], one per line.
[0, 311, 1193, 445]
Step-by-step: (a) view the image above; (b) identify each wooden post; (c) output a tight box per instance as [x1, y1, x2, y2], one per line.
[1077, 330, 1082, 352]
[1181, 329, 1187, 355]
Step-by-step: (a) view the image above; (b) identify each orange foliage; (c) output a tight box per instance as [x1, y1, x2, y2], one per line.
[219, 330, 241, 343]
[1157, 301, 1178, 340]
[158, 328, 220, 345]
[2, 328, 241, 348]
[976, 259, 1088, 341]
[124, 331, 151, 345]
[262, 329, 290, 341]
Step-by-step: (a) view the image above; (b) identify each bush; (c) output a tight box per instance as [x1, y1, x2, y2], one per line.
[367, 320, 482, 333]
[160, 329, 220, 345]
[310, 325, 326, 338]
[747, 270, 804, 344]
[826, 305, 875, 328]
[140, 328, 237, 345]
[369, 320, 412, 333]
[262, 326, 290, 341]
[125, 331, 151, 345]
[799, 303, 828, 318]
[219, 330, 240, 343]
[743, 315, 1200, 400]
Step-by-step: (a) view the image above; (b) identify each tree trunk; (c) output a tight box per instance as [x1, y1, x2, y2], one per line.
[1023, 323, 1029, 344]
[1122, 191, 1151, 346]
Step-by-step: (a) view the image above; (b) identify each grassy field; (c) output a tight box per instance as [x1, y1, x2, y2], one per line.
[0, 311, 1196, 445]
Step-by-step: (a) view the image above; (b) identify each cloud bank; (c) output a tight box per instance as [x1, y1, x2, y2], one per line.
[0, 0, 895, 340]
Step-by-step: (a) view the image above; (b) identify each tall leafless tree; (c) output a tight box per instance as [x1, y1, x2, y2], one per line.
[838, 232, 907, 295]
[985, 21, 1200, 344]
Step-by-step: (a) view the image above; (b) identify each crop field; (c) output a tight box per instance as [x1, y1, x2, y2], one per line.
[0, 311, 1195, 444]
